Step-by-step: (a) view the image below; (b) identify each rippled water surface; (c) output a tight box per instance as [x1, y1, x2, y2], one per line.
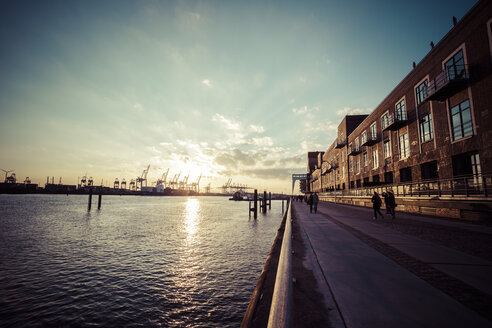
[0, 195, 284, 327]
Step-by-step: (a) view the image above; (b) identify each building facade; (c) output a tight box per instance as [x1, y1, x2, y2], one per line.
[309, 0, 492, 197]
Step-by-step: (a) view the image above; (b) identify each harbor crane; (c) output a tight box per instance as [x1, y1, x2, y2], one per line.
[121, 178, 127, 190]
[190, 173, 202, 192]
[155, 169, 169, 188]
[179, 174, 189, 190]
[114, 178, 119, 190]
[170, 172, 181, 189]
[205, 183, 211, 194]
[136, 165, 150, 190]
[221, 178, 232, 194]
[24, 177, 31, 184]
[129, 179, 136, 190]
[1, 169, 15, 183]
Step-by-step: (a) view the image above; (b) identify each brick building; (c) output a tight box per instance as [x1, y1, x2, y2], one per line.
[308, 0, 492, 200]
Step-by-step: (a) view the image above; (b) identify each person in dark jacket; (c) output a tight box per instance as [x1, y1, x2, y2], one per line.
[382, 192, 390, 214]
[312, 192, 319, 214]
[387, 191, 396, 219]
[371, 192, 384, 220]
[307, 194, 313, 213]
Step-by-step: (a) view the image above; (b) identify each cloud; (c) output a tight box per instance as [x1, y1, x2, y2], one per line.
[202, 79, 212, 87]
[336, 107, 371, 116]
[249, 136, 273, 147]
[212, 113, 240, 131]
[133, 103, 144, 112]
[292, 106, 308, 115]
[214, 148, 256, 169]
[249, 124, 265, 133]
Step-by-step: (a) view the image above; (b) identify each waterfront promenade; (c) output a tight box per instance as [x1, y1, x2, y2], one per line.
[292, 201, 492, 327]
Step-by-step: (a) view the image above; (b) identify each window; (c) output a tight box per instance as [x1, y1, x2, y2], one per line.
[363, 177, 369, 186]
[372, 147, 379, 168]
[450, 99, 473, 140]
[370, 123, 377, 139]
[415, 79, 428, 106]
[381, 112, 390, 130]
[349, 157, 353, 172]
[400, 167, 412, 182]
[452, 152, 481, 176]
[373, 174, 380, 183]
[384, 171, 394, 183]
[395, 99, 407, 120]
[421, 161, 438, 180]
[341, 150, 345, 161]
[361, 131, 367, 145]
[420, 113, 434, 142]
[445, 49, 466, 80]
[399, 133, 410, 159]
[363, 152, 368, 167]
[356, 179, 361, 188]
[339, 133, 344, 143]
[383, 140, 391, 159]
[355, 138, 360, 151]
[342, 166, 345, 179]
[356, 158, 360, 174]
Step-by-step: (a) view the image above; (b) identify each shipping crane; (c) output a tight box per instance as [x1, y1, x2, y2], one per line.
[221, 178, 232, 194]
[170, 172, 181, 189]
[205, 183, 211, 194]
[129, 179, 136, 191]
[179, 174, 189, 190]
[24, 177, 31, 184]
[136, 165, 150, 190]
[121, 178, 127, 190]
[1, 169, 14, 183]
[155, 169, 169, 188]
[114, 178, 119, 190]
[190, 173, 202, 192]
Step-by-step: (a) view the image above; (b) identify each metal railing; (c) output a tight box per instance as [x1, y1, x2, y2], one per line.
[318, 174, 491, 199]
[268, 199, 293, 328]
[425, 64, 469, 101]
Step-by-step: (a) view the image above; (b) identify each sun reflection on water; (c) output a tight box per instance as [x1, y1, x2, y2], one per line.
[184, 198, 200, 240]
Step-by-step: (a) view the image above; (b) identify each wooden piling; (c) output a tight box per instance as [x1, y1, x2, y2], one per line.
[88, 188, 93, 211]
[268, 192, 271, 210]
[282, 199, 284, 213]
[263, 191, 267, 213]
[254, 189, 258, 219]
[97, 189, 102, 210]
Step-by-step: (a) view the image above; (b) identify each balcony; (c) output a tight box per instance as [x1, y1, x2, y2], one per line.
[424, 64, 469, 102]
[348, 145, 363, 156]
[361, 132, 379, 146]
[335, 140, 345, 149]
[382, 112, 409, 131]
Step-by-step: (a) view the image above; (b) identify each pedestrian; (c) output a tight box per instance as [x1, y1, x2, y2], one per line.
[371, 191, 384, 220]
[307, 193, 313, 213]
[313, 192, 319, 214]
[387, 191, 397, 219]
[382, 192, 390, 214]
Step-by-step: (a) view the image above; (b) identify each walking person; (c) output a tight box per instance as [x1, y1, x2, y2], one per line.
[387, 191, 397, 219]
[313, 192, 319, 214]
[307, 193, 313, 213]
[371, 191, 384, 220]
[382, 192, 390, 214]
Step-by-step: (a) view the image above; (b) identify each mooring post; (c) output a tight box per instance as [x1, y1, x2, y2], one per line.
[88, 187, 93, 211]
[282, 199, 284, 213]
[254, 189, 258, 219]
[263, 191, 267, 213]
[98, 188, 102, 210]
[269, 192, 271, 210]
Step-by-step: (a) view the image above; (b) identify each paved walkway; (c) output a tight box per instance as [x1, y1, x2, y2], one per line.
[292, 201, 492, 328]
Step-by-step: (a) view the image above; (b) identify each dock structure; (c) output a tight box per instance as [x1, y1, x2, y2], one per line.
[243, 200, 492, 327]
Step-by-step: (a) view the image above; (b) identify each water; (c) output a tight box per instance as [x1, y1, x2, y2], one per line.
[0, 194, 284, 327]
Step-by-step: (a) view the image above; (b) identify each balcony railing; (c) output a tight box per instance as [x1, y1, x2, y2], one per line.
[335, 140, 345, 149]
[382, 112, 409, 131]
[361, 131, 379, 146]
[318, 174, 491, 199]
[348, 145, 363, 156]
[424, 64, 469, 102]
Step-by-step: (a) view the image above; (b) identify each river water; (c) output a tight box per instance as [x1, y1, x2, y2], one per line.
[0, 194, 284, 327]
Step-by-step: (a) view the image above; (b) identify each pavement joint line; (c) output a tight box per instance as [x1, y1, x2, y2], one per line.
[292, 207, 347, 328]
[313, 208, 492, 322]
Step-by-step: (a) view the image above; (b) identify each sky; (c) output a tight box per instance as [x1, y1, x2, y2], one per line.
[0, 0, 478, 193]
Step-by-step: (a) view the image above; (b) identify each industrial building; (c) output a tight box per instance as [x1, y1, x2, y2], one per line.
[307, 0, 492, 218]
